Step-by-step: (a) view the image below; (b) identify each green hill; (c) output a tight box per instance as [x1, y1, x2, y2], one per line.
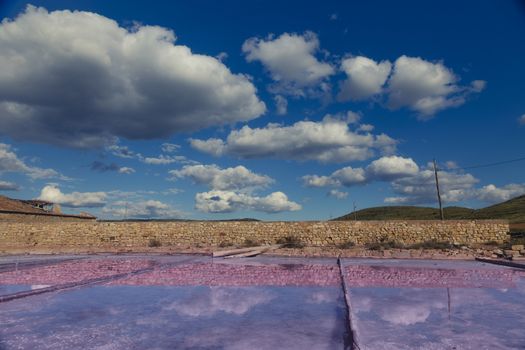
[334, 195, 525, 223]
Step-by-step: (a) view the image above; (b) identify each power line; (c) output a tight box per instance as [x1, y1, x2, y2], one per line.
[455, 156, 525, 171]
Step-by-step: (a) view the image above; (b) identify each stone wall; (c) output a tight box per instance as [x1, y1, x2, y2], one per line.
[0, 212, 95, 222]
[0, 219, 509, 252]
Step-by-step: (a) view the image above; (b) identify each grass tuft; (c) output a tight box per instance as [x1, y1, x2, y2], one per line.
[276, 235, 305, 248]
[148, 238, 162, 248]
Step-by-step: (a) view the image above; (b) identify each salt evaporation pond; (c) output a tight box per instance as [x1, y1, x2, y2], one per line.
[0, 254, 524, 349]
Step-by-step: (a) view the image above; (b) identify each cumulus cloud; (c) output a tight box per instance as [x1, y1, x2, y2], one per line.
[190, 116, 397, 163]
[107, 144, 139, 159]
[303, 156, 416, 187]
[274, 95, 288, 115]
[169, 164, 273, 191]
[38, 185, 107, 208]
[0, 180, 19, 191]
[102, 199, 183, 219]
[366, 156, 420, 181]
[385, 169, 479, 204]
[195, 190, 301, 213]
[474, 184, 525, 203]
[337, 56, 392, 101]
[0, 6, 265, 148]
[118, 167, 135, 174]
[161, 143, 180, 153]
[327, 189, 348, 199]
[142, 155, 189, 165]
[0, 143, 65, 180]
[242, 31, 334, 96]
[387, 56, 485, 118]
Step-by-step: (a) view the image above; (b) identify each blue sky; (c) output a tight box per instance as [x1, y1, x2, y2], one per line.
[0, 0, 524, 220]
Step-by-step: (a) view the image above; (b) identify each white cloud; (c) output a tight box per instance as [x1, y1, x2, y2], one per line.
[102, 199, 183, 219]
[327, 189, 348, 199]
[161, 143, 180, 153]
[0, 180, 19, 191]
[380, 304, 432, 326]
[195, 190, 301, 213]
[190, 116, 397, 163]
[475, 184, 525, 203]
[519, 114, 525, 125]
[107, 142, 194, 165]
[385, 169, 478, 204]
[303, 156, 416, 188]
[0, 6, 265, 148]
[166, 287, 274, 317]
[302, 175, 338, 188]
[107, 144, 139, 159]
[337, 56, 391, 101]
[0, 143, 65, 180]
[366, 156, 419, 181]
[142, 155, 188, 165]
[38, 185, 107, 208]
[274, 95, 288, 115]
[118, 167, 135, 174]
[242, 32, 334, 96]
[387, 55, 485, 118]
[169, 164, 273, 191]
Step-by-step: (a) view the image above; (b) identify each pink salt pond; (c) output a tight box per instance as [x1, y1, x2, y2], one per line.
[0, 255, 524, 349]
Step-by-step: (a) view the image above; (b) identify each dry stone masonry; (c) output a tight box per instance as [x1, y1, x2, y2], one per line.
[0, 216, 509, 252]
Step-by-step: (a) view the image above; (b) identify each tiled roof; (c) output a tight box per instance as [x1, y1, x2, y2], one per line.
[0, 195, 96, 219]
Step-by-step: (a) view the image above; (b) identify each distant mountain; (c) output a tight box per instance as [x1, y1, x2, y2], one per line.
[334, 195, 525, 223]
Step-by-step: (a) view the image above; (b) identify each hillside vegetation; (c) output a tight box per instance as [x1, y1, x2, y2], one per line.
[334, 195, 525, 224]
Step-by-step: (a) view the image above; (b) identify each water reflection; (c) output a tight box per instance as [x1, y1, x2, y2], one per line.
[0, 285, 348, 349]
[1, 256, 524, 349]
[344, 262, 525, 349]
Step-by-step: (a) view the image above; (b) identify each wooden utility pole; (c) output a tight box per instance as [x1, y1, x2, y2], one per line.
[433, 159, 444, 220]
[353, 202, 357, 221]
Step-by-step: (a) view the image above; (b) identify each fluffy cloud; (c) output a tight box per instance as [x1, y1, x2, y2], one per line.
[118, 167, 135, 174]
[190, 116, 397, 163]
[366, 156, 420, 181]
[161, 143, 180, 153]
[387, 56, 485, 117]
[385, 169, 479, 204]
[195, 190, 301, 213]
[474, 184, 525, 203]
[107, 144, 138, 159]
[169, 164, 273, 191]
[0, 143, 64, 180]
[38, 185, 107, 208]
[102, 199, 183, 219]
[303, 156, 416, 187]
[327, 189, 348, 199]
[142, 155, 188, 165]
[337, 56, 392, 101]
[0, 180, 19, 191]
[242, 32, 334, 95]
[274, 95, 288, 115]
[0, 6, 265, 148]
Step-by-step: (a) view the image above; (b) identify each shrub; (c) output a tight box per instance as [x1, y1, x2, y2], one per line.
[242, 238, 259, 247]
[276, 235, 305, 248]
[337, 240, 355, 249]
[365, 241, 404, 250]
[148, 238, 162, 248]
[406, 240, 453, 250]
[218, 241, 234, 248]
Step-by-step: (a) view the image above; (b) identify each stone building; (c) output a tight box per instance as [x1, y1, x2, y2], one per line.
[0, 195, 96, 221]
